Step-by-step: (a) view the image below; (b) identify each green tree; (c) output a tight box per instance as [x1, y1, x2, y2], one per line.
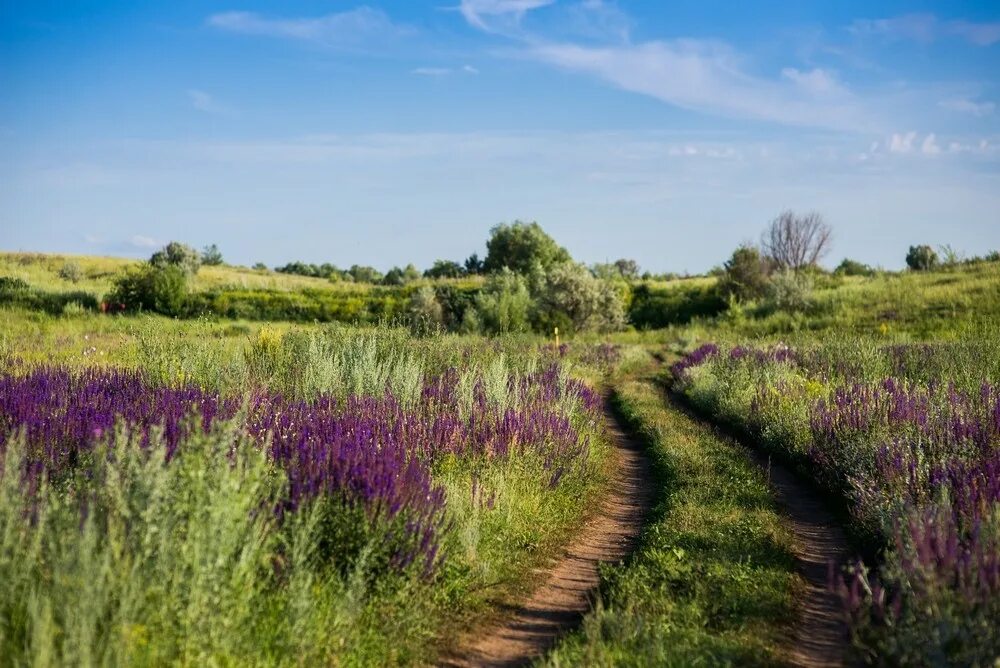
[201, 244, 224, 266]
[471, 268, 533, 333]
[718, 245, 770, 301]
[464, 253, 484, 275]
[348, 265, 383, 284]
[534, 262, 626, 334]
[483, 221, 571, 274]
[906, 245, 938, 271]
[150, 242, 202, 276]
[424, 260, 464, 279]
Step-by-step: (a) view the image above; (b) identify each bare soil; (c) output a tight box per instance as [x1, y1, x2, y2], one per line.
[441, 398, 654, 667]
[746, 447, 852, 668]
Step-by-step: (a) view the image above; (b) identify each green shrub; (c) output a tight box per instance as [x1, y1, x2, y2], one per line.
[763, 269, 813, 313]
[58, 261, 83, 283]
[834, 258, 875, 277]
[534, 262, 626, 334]
[719, 245, 770, 301]
[109, 264, 188, 316]
[471, 269, 533, 333]
[150, 241, 202, 276]
[905, 245, 938, 271]
[629, 282, 727, 328]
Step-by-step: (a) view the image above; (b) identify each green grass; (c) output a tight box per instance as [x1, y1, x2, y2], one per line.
[543, 375, 800, 667]
[0, 251, 484, 297]
[0, 317, 623, 665]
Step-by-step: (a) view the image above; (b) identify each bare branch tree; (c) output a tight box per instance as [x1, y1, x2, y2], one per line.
[761, 210, 832, 270]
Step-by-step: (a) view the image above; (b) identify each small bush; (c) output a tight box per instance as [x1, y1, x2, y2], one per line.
[150, 241, 202, 276]
[109, 264, 189, 316]
[834, 258, 875, 277]
[906, 245, 938, 271]
[764, 269, 813, 313]
[58, 261, 83, 283]
[408, 286, 444, 335]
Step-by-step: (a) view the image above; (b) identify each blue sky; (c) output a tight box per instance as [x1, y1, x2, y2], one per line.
[1, 1, 998, 272]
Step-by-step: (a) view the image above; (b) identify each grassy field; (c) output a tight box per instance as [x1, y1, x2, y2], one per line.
[0, 317, 630, 664]
[2, 249, 998, 665]
[544, 375, 800, 666]
[671, 338, 1000, 664]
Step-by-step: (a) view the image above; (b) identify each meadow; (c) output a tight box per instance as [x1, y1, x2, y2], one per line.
[1, 236, 999, 665]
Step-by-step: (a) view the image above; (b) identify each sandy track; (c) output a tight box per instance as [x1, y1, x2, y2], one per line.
[441, 397, 654, 667]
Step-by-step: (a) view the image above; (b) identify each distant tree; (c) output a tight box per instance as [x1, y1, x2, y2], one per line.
[252, 262, 268, 271]
[906, 245, 939, 271]
[761, 211, 832, 271]
[201, 244, 224, 266]
[424, 260, 465, 279]
[348, 265, 383, 284]
[382, 267, 406, 286]
[535, 262, 626, 333]
[592, 259, 640, 281]
[150, 242, 202, 276]
[402, 263, 421, 283]
[483, 221, 571, 274]
[614, 258, 640, 280]
[833, 258, 874, 277]
[718, 245, 770, 301]
[470, 268, 533, 333]
[464, 253, 484, 275]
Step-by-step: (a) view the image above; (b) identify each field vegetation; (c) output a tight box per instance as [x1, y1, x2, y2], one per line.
[2, 212, 998, 665]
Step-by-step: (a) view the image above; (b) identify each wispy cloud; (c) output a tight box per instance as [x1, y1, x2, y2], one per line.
[207, 7, 411, 48]
[850, 14, 1000, 46]
[458, 0, 554, 33]
[939, 97, 995, 117]
[525, 41, 868, 130]
[129, 235, 162, 250]
[187, 89, 231, 115]
[413, 67, 451, 76]
[412, 65, 480, 76]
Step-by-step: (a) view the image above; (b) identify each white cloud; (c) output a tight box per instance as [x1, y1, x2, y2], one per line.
[780, 67, 847, 97]
[850, 14, 938, 42]
[458, 0, 554, 32]
[850, 14, 1000, 46]
[889, 131, 917, 153]
[187, 89, 230, 115]
[525, 40, 866, 130]
[412, 67, 451, 76]
[207, 7, 410, 47]
[947, 20, 1000, 46]
[939, 98, 995, 117]
[462, 64, 480, 74]
[921, 133, 941, 155]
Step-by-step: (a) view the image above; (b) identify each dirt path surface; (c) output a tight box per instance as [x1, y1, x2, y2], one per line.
[442, 398, 654, 668]
[741, 445, 852, 667]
